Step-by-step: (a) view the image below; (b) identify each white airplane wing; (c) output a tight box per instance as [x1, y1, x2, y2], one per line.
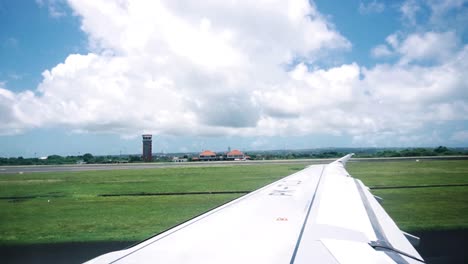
[86, 154, 424, 263]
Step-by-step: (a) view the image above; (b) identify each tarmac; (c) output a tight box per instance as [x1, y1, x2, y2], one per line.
[1, 156, 467, 174]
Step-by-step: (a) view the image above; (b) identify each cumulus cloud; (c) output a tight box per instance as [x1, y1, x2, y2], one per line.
[398, 31, 460, 64]
[400, 0, 468, 28]
[0, 0, 467, 146]
[0, 86, 43, 134]
[359, 1, 385, 14]
[0, 0, 350, 136]
[428, 0, 468, 16]
[371, 31, 460, 64]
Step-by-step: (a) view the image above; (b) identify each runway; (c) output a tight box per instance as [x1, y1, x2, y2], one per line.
[0, 159, 325, 174]
[1, 156, 467, 174]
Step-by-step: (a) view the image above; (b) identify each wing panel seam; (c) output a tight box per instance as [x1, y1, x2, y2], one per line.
[289, 165, 326, 264]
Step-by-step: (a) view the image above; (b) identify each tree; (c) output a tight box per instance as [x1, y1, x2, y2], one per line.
[434, 146, 449, 154]
[129, 155, 142, 163]
[82, 153, 94, 163]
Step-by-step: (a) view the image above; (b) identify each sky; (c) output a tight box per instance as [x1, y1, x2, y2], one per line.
[0, 0, 467, 157]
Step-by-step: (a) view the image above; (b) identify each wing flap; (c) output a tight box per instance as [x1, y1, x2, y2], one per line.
[321, 239, 395, 264]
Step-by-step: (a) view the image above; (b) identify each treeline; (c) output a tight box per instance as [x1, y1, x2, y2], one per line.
[247, 146, 465, 160]
[0, 153, 143, 166]
[370, 146, 464, 158]
[247, 151, 347, 160]
[1, 146, 466, 166]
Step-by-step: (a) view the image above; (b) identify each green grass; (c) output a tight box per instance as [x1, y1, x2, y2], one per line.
[0, 195, 241, 244]
[371, 187, 468, 231]
[0, 165, 299, 244]
[0, 165, 301, 198]
[0, 160, 467, 244]
[347, 160, 468, 187]
[347, 160, 468, 231]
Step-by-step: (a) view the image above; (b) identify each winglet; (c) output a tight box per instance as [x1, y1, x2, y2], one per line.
[332, 153, 355, 167]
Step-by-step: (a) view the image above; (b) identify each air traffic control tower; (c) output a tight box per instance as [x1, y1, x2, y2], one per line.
[142, 134, 152, 162]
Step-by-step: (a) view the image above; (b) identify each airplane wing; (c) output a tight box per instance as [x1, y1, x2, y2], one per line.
[86, 154, 424, 263]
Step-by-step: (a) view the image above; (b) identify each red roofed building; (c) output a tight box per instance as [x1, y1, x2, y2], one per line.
[199, 150, 217, 161]
[226, 149, 245, 160]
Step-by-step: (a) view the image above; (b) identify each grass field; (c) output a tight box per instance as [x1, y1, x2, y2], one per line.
[0, 159, 467, 245]
[347, 160, 468, 231]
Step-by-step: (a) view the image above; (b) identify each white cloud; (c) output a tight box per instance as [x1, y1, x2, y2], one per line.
[359, 1, 385, 14]
[372, 31, 460, 64]
[0, 0, 350, 136]
[386, 33, 400, 49]
[371, 44, 393, 58]
[428, 0, 468, 15]
[368, 44, 468, 100]
[400, 0, 421, 25]
[398, 31, 459, 64]
[400, 0, 468, 29]
[0, 86, 43, 135]
[0, 0, 467, 147]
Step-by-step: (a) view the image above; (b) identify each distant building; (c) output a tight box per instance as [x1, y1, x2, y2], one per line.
[199, 150, 217, 161]
[142, 134, 152, 162]
[172, 157, 188, 162]
[226, 149, 245, 160]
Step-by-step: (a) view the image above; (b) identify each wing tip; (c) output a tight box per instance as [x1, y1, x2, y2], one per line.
[332, 153, 354, 167]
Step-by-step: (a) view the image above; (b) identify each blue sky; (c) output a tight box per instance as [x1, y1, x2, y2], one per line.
[0, 0, 86, 92]
[0, 0, 467, 157]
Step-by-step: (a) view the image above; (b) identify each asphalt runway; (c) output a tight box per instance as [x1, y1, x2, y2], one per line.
[1, 156, 467, 174]
[0, 159, 327, 174]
